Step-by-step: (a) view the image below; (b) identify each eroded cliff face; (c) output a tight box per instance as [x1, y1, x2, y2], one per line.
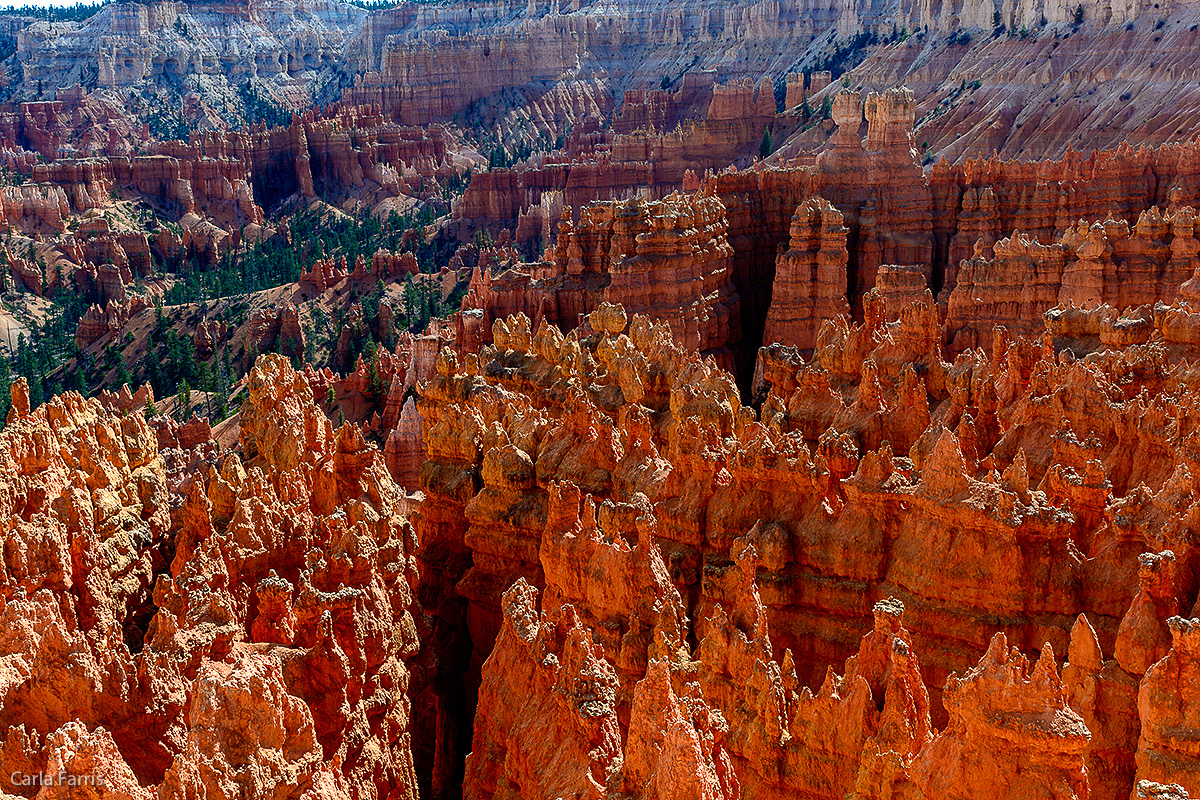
[945, 204, 1200, 354]
[455, 85, 1200, 395]
[16, 0, 364, 106]
[820, 14, 1200, 164]
[15, 1, 1200, 793]
[0, 357, 425, 799]
[457, 191, 744, 375]
[0, 0, 828, 153]
[400, 294, 1200, 800]
[343, 0, 828, 130]
[18, 287, 1200, 799]
[8, 0, 1200, 184]
[38, 105, 454, 236]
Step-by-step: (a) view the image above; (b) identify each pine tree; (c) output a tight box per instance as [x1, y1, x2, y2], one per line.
[759, 128, 773, 160]
[178, 379, 191, 421]
[196, 360, 212, 419]
[215, 348, 230, 420]
[368, 348, 385, 403]
[29, 376, 44, 409]
[115, 357, 132, 391]
[0, 358, 12, 427]
[147, 354, 162, 396]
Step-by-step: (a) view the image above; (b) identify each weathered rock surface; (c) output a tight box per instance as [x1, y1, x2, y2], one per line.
[455, 84, 1200, 389]
[824, 10, 1200, 163]
[404, 296, 1200, 800]
[0, 355, 423, 799]
[463, 192, 743, 371]
[762, 196, 851, 351]
[1136, 617, 1200, 795]
[16, 1, 1200, 794]
[20, 281, 1200, 800]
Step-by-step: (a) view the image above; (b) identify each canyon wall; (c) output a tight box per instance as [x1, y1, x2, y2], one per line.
[461, 191, 744, 370]
[11, 0, 1200, 174]
[836, 0, 1168, 36]
[456, 87, 1200, 380]
[414, 297, 1200, 800]
[15, 105, 457, 272]
[18, 302, 1200, 797]
[0, 357, 426, 798]
[818, 4, 1200, 164]
[18, 0, 364, 94]
[346, 0, 834, 128]
[15, 0, 1200, 796]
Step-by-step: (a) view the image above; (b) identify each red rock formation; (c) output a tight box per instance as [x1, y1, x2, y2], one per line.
[36, 722, 152, 800]
[447, 84, 1200, 377]
[894, 635, 1090, 800]
[1117, 551, 1180, 677]
[594, 195, 741, 365]
[18, 51, 1200, 800]
[1137, 616, 1200, 795]
[783, 72, 807, 112]
[464, 580, 628, 800]
[0, 386, 171, 794]
[467, 491, 1087, 800]
[0, 183, 70, 233]
[192, 317, 228, 359]
[946, 207, 1200, 354]
[0, 356, 424, 798]
[97, 381, 155, 416]
[385, 396, 424, 490]
[1064, 613, 1141, 800]
[7, 102, 458, 276]
[453, 76, 787, 236]
[408, 296, 1200, 800]
[301, 254, 352, 294]
[75, 296, 145, 349]
[463, 194, 742, 369]
[301, 249, 419, 297]
[22, 280, 1200, 800]
[247, 303, 305, 361]
[762, 196, 850, 351]
[4, 247, 45, 295]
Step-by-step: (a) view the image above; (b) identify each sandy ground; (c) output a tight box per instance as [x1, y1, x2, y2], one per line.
[0, 293, 55, 355]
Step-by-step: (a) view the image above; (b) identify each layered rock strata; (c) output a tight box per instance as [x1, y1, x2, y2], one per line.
[459, 87, 1200, 383]
[0, 355, 424, 799]
[411, 297, 1200, 799]
[465, 192, 743, 370]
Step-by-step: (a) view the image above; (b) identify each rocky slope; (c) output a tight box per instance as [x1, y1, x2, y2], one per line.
[13, 0, 1200, 164]
[413, 291, 1200, 800]
[13, 0, 1200, 797]
[16, 0, 363, 114]
[21, 288, 1200, 798]
[0, 356, 428, 799]
[3, 0, 829, 140]
[807, 12, 1200, 164]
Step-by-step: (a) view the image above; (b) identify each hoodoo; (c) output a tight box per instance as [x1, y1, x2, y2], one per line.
[6, 0, 1200, 797]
